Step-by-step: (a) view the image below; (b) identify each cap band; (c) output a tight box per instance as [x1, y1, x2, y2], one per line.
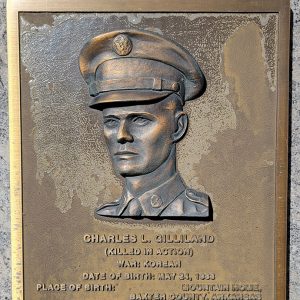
[89, 77, 182, 97]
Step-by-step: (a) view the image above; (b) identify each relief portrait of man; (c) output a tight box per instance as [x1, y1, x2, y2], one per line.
[79, 30, 213, 219]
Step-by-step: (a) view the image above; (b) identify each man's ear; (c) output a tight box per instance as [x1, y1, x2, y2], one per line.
[172, 112, 188, 142]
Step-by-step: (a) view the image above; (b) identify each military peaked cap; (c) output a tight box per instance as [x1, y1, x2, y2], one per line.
[79, 29, 206, 110]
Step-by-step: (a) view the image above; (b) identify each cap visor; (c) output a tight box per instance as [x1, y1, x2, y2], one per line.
[89, 90, 173, 110]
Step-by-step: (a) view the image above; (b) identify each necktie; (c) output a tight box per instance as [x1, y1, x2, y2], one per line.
[127, 198, 143, 216]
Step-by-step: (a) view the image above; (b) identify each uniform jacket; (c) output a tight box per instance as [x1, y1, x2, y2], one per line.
[95, 173, 211, 219]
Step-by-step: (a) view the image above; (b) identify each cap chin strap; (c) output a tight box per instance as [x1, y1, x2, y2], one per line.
[89, 77, 184, 98]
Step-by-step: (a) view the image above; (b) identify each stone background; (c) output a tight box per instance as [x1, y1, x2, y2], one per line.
[0, 1, 299, 299]
[289, 1, 300, 298]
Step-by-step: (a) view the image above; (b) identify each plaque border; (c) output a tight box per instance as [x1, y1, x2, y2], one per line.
[7, 1, 290, 299]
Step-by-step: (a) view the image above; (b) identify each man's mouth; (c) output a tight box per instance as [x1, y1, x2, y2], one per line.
[114, 151, 138, 159]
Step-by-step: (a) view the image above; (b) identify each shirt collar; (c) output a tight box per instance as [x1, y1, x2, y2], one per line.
[118, 173, 186, 217]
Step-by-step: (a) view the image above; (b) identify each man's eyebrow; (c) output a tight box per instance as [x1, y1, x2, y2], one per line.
[126, 112, 156, 119]
[103, 115, 120, 119]
[103, 112, 157, 119]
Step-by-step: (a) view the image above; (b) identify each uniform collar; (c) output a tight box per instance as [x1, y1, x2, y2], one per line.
[118, 173, 186, 217]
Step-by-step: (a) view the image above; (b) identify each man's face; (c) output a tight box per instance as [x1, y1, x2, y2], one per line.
[102, 97, 178, 177]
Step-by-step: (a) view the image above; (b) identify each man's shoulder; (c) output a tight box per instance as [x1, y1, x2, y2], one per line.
[161, 188, 211, 218]
[95, 199, 121, 218]
[184, 188, 210, 207]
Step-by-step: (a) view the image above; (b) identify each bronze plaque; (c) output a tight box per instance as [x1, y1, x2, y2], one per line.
[7, 1, 290, 299]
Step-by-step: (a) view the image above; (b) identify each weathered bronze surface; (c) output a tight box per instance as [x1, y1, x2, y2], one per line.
[79, 30, 211, 219]
[7, 1, 289, 299]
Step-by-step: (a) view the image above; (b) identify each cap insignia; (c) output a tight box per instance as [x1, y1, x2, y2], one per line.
[113, 34, 132, 56]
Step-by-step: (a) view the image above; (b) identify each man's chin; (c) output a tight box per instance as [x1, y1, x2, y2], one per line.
[114, 165, 145, 177]
[118, 169, 142, 177]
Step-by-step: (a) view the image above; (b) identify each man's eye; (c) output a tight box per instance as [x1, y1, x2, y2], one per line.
[131, 116, 151, 126]
[104, 119, 119, 128]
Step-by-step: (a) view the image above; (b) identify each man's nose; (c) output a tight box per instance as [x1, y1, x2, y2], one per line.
[117, 120, 134, 144]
